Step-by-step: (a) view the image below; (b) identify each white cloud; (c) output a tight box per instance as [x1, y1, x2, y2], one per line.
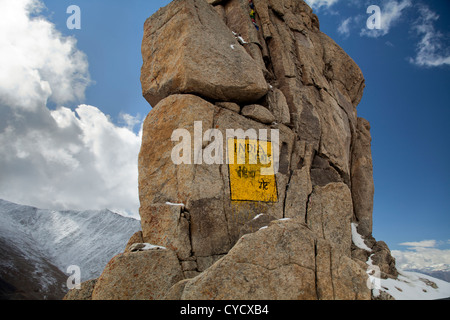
[392, 240, 450, 272]
[360, 0, 412, 38]
[0, 0, 141, 217]
[408, 5, 450, 67]
[0, 104, 142, 218]
[305, 0, 340, 10]
[0, 0, 90, 109]
[399, 240, 437, 248]
[118, 112, 143, 132]
[338, 17, 352, 38]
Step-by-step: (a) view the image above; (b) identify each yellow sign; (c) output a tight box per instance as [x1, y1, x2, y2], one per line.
[227, 138, 278, 202]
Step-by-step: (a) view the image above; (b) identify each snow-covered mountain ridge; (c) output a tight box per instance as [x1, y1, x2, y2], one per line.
[0, 198, 141, 299]
[1, 198, 449, 300]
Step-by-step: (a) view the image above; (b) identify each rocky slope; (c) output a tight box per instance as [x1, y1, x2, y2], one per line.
[68, 0, 403, 300]
[0, 199, 140, 300]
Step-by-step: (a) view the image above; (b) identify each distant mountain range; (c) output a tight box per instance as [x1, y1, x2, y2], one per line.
[0, 198, 448, 300]
[0, 199, 141, 300]
[404, 269, 450, 283]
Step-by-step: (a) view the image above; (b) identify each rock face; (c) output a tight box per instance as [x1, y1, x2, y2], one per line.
[91, 248, 184, 300]
[167, 218, 370, 300]
[70, 0, 399, 300]
[141, 0, 269, 107]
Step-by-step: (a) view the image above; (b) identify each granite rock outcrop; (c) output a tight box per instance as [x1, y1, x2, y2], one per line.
[65, 0, 398, 300]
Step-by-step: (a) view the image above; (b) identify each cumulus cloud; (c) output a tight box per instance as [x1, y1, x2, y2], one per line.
[399, 240, 437, 248]
[118, 112, 143, 132]
[408, 5, 450, 67]
[336, 0, 410, 39]
[305, 0, 340, 10]
[392, 240, 450, 272]
[337, 15, 365, 38]
[337, 17, 352, 38]
[0, 0, 90, 109]
[360, 0, 412, 38]
[0, 0, 141, 217]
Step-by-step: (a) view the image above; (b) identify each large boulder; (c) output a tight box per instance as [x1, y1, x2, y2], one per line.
[141, 0, 269, 107]
[91, 247, 184, 300]
[63, 279, 97, 301]
[167, 219, 371, 300]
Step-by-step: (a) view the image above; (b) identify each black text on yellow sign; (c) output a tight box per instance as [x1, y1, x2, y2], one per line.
[227, 138, 278, 202]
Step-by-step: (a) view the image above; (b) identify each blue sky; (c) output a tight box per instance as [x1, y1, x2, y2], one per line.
[310, 0, 450, 251]
[0, 0, 448, 271]
[42, 0, 171, 123]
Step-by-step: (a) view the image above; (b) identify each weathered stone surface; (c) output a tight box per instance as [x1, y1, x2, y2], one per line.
[314, 239, 334, 300]
[63, 279, 97, 300]
[207, 0, 224, 5]
[184, 271, 201, 279]
[224, 0, 262, 47]
[164, 279, 191, 300]
[310, 154, 343, 186]
[223, 0, 269, 74]
[141, 0, 268, 107]
[290, 140, 315, 171]
[315, 238, 371, 300]
[371, 241, 398, 279]
[179, 219, 318, 300]
[315, 90, 352, 179]
[307, 183, 353, 257]
[140, 203, 191, 260]
[216, 101, 241, 113]
[291, 86, 322, 151]
[351, 117, 374, 236]
[139, 94, 221, 208]
[92, 249, 184, 300]
[266, 88, 291, 124]
[319, 32, 365, 107]
[174, 218, 370, 300]
[189, 198, 231, 257]
[181, 260, 198, 271]
[238, 213, 277, 238]
[197, 255, 225, 272]
[284, 167, 312, 220]
[331, 254, 372, 300]
[124, 231, 144, 252]
[241, 104, 276, 124]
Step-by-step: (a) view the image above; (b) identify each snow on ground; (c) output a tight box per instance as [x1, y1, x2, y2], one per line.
[374, 270, 450, 300]
[352, 222, 450, 300]
[351, 222, 372, 252]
